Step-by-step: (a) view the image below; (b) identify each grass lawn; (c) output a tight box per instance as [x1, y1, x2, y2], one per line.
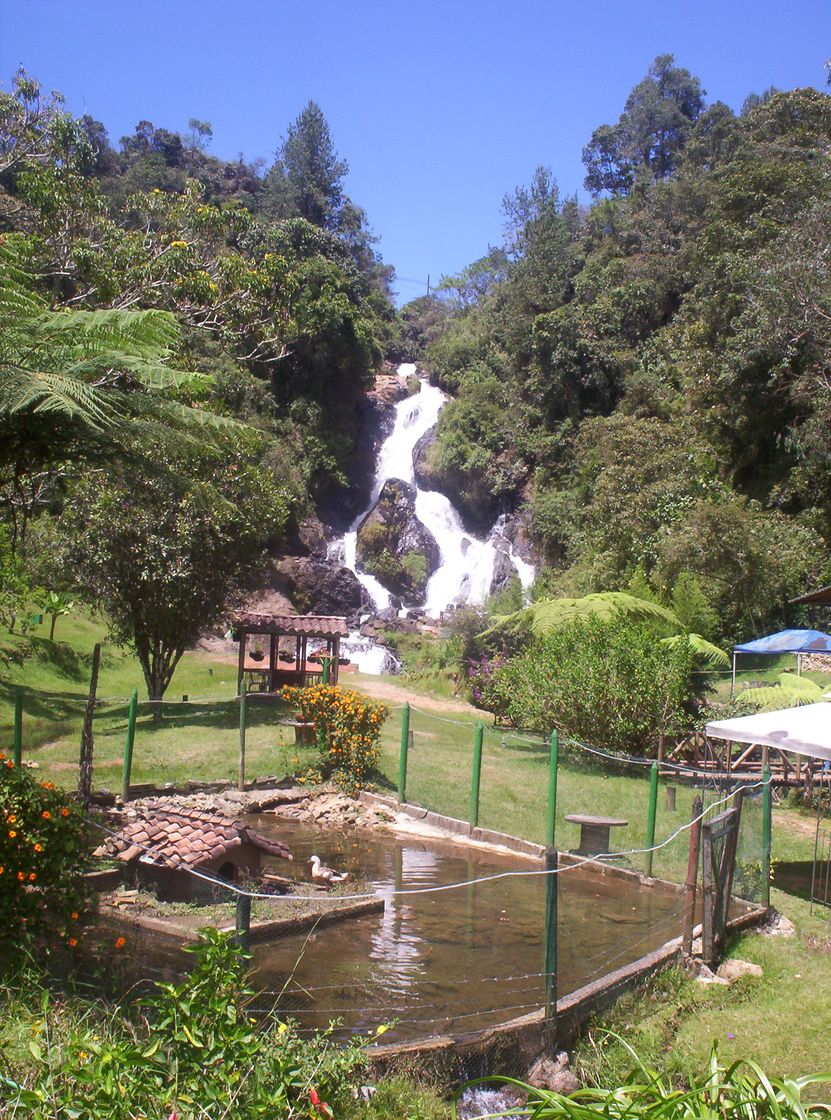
[571, 888, 831, 1098]
[1, 613, 820, 888]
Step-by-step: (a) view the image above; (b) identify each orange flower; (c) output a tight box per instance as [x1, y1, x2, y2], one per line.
[8, 830, 16, 839]
[0, 866, 4, 875]
[28, 872, 36, 881]
[115, 936, 126, 949]
[68, 937, 78, 948]
[17, 871, 25, 881]
[60, 808, 70, 817]
[40, 781, 54, 790]
[33, 843, 43, 853]
[41, 811, 51, 820]
[7, 814, 16, 823]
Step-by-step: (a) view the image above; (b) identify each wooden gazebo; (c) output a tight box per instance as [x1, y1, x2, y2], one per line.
[230, 613, 349, 693]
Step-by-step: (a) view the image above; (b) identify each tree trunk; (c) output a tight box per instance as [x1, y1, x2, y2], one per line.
[78, 642, 102, 807]
[49, 614, 56, 641]
[137, 639, 184, 724]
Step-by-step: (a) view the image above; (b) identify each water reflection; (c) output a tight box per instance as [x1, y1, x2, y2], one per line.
[95, 819, 686, 1042]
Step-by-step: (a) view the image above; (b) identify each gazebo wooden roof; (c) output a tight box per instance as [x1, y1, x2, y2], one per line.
[790, 585, 831, 607]
[230, 613, 349, 691]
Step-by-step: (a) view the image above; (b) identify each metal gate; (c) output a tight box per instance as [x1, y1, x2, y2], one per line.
[701, 790, 743, 965]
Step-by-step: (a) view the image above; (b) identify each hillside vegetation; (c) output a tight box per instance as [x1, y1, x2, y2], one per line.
[404, 58, 831, 644]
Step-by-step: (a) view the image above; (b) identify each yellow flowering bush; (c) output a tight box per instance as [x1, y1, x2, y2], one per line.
[0, 757, 91, 953]
[279, 684, 389, 788]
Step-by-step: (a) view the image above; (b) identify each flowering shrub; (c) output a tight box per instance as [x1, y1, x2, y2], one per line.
[466, 654, 507, 713]
[279, 684, 389, 788]
[0, 757, 90, 953]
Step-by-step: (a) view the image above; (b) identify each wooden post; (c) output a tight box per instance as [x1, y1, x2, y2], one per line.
[546, 730, 559, 847]
[78, 642, 102, 807]
[398, 702, 410, 803]
[666, 786, 677, 812]
[682, 794, 703, 954]
[236, 629, 246, 695]
[644, 760, 659, 877]
[470, 721, 484, 830]
[13, 687, 23, 768]
[762, 765, 772, 912]
[121, 688, 138, 802]
[238, 688, 247, 792]
[543, 846, 558, 1034]
[332, 635, 340, 684]
[235, 892, 251, 952]
[269, 633, 277, 692]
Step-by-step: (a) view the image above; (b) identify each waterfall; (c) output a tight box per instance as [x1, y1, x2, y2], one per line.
[336, 362, 534, 673]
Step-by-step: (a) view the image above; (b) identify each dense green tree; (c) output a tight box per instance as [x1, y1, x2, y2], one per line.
[583, 54, 706, 195]
[58, 445, 292, 707]
[262, 101, 347, 229]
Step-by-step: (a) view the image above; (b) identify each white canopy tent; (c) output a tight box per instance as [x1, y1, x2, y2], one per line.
[708, 702, 831, 912]
[707, 702, 831, 763]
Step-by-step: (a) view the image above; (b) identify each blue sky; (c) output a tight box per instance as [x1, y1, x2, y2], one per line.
[2, 1, 829, 304]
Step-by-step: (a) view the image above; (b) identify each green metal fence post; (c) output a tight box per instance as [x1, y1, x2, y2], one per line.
[13, 687, 23, 768]
[544, 846, 558, 1035]
[238, 688, 247, 792]
[235, 892, 252, 952]
[762, 764, 772, 912]
[121, 688, 138, 802]
[645, 759, 659, 878]
[470, 721, 484, 830]
[397, 702, 410, 802]
[321, 656, 330, 684]
[546, 730, 559, 847]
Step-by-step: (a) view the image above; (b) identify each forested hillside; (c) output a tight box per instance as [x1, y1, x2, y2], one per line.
[0, 70, 396, 696]
[404, 57, 831, 642]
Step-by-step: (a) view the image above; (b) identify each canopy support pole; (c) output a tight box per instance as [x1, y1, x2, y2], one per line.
[731, 651, 737, 694]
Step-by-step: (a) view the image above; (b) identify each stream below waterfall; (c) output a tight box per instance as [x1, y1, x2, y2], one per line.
[331, 363, 534, 674]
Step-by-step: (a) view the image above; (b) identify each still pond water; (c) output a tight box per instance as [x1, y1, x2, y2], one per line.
[110, 818, 686, 1042]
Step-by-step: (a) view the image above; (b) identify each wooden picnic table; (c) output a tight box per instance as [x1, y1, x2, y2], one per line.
[564, 813, 629, 857]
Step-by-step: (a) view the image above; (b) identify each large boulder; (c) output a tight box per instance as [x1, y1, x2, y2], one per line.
[272, 557, 371, 624]
[356, 479, 440, 604]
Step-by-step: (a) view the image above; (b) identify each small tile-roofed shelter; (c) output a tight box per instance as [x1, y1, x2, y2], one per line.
[96, 808, 293, 902]
[230, 613, 349, 692]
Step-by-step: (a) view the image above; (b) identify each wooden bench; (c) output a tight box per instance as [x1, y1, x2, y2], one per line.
[564, 814, 628, 857]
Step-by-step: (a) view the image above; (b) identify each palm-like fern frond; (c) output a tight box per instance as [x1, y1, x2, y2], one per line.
[661, 632, 730, 668]
[741, 681, 823, 712]
[528, 592, 682, 637]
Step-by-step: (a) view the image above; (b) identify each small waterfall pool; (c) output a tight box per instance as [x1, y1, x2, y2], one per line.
[336, 363, 534, 672]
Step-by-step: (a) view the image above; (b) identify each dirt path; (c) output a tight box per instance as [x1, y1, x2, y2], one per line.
[352, 676, 487, 716]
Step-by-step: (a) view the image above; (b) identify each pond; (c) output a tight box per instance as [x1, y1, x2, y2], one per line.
[95, 817, 688, 1042]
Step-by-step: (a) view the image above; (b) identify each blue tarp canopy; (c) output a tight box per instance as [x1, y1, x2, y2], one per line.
[734, 629, 831, 655]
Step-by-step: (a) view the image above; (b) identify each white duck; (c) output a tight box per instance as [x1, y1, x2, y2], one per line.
[308, 854, 349, 887]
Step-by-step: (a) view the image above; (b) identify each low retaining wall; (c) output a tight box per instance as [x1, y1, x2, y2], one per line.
[99, 897, 384, 945]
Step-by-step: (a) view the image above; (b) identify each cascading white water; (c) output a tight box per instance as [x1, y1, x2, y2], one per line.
[336, 362, 534, 673]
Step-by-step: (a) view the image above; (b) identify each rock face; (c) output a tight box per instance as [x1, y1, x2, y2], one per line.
[489, 545, 518, 595]
[317, 364, 413, 531]
[356, 479, 440, 604]
[412, 423, 502, 534]
[273, 557, 372, 624]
